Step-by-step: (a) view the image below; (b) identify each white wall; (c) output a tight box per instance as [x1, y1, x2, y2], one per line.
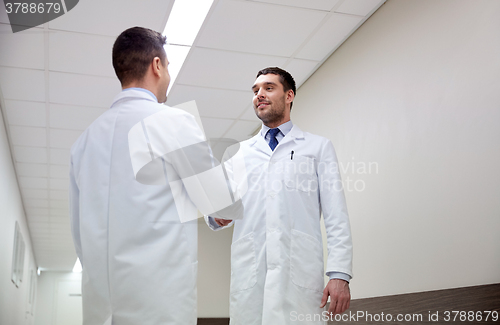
[0, 100, 38, 324]
[34, 272, 82, 325]
[293, 0, 500, 299]
[197, 218, 233, 317]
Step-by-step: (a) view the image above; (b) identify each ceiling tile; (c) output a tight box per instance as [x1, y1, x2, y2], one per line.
[13, 146, 48, 164]
[49, 31, 115, 77]
[16, 163, 48, 177]
[50, 215, 70, 224]
[30, 235, 52, 241]
[37, 257, 75, 270]
[28, 219, 50, 227]
[50, 199, 69, 209]
[177, 48, 287, 91]
[25, 207, 49, 216]
[9, 126, 46, 147]
[50, 103, 107, 130]
[50, 190, 69, 200]
[4, 100, 46, 127]
[197, 0, 327, 57]
[49, 72, 120, 107]
[48, 234, 71, 240]
[19, 176, 48, 189]
[0, 67, 45, 101]
[50, 179, 69, 190]
[49, 129, 83, 149]
[335, 0, 383, 16]
[48, 231, 71, 238]
[199, 117, 235, 139]
[28, 215, 50, 223]
[224, 120, 261, 141]
[48, 0, 172, 36]
[296, 13, 363, 61]
[25, 199, 49, 208]
[49, 222, 70, 230]
[0, 24, 44, 69]
[284, 59, 320, 86]
[30, 236, 50, 243]
[22, 188, 49, 199]
[30, 223, 52, 233]
[167, 85, 250, 119]
[249, 0, 340, 11]
[50, 164, 69, 179]
[40, 237, 71, 244]
[50, 208, 69, 216]
[49, 148, 70, 165]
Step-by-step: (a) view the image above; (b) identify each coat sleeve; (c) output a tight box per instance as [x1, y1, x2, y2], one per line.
[69, 155, 83, 264]
[318, 139, 353, 278]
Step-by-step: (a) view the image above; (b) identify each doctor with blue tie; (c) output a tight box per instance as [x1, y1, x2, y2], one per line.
[207, 67, 353, 324]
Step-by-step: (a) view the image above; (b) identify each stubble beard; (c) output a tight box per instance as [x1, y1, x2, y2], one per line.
[254, 98, 286, 126]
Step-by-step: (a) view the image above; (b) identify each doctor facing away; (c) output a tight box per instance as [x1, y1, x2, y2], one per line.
[69, 27, 242, 325]
[208, 67, 353, 324]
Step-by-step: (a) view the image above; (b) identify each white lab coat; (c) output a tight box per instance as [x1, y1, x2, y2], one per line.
[207, 125, 353, 325]
[70, 89, 241, 325]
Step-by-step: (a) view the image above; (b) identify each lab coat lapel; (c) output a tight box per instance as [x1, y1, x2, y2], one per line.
[248, 133, 272, 157]
[276, 124, 305, 149]
[247, 124, 305, 156]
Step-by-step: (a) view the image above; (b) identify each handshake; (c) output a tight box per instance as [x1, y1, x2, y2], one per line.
[214, 218, 233, 227]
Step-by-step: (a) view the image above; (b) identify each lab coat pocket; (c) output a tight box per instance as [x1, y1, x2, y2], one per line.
[284, 155, 317, 192]
[290, 229, 324, 292]
[230, 232, 257, 293]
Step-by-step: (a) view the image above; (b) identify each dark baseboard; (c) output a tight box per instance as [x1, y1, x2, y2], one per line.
[329, 283, 500, 324]
[198, 283, 500, 325]
[197, 318, 229, 325]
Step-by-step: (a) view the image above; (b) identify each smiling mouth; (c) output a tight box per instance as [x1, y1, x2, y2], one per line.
[257, 102, 270, 109]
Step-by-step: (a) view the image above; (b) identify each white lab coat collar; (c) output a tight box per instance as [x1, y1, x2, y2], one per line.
[260, 120, 293, 139]
[248, 124, 305, 156]
[110, 88, 158, 108]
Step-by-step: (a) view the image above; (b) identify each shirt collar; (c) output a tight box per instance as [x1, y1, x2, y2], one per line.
[122, 87, 158, 102]
[260, 120, 294, 138]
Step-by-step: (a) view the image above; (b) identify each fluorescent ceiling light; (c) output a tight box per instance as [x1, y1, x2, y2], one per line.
[164, 0, 213, 46]
[163, 0, 214, 94]
[73, 258, 82, 273]
[165, 44, 191, 94]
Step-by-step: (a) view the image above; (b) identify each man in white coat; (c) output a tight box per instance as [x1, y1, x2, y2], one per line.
[208, 67, 353, 324]
[70, 27, 242, 325]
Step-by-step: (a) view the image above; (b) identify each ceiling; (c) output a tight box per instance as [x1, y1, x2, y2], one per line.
[0, 0, 385, 270]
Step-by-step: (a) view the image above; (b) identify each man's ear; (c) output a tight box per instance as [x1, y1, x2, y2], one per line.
[152, 57, 162, 78]
[286, 89, 295, 103]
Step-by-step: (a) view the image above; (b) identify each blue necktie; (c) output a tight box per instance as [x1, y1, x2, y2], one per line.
[267, 128, 280, 151]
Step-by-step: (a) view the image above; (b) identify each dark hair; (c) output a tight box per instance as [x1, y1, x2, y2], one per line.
[112, 27, 167, 86]
[256, 67, 296, 110]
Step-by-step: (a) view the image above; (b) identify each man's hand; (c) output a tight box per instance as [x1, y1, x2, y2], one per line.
[214, 218, 232, 227]
[320, 279, 350, 315]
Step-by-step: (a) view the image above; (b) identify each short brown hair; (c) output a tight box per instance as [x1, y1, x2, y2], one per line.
[256, 67, 296, 110]
[112, 27, 167, 86]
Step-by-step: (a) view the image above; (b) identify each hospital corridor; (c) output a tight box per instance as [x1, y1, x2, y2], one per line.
[1, 0, 499, 324]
